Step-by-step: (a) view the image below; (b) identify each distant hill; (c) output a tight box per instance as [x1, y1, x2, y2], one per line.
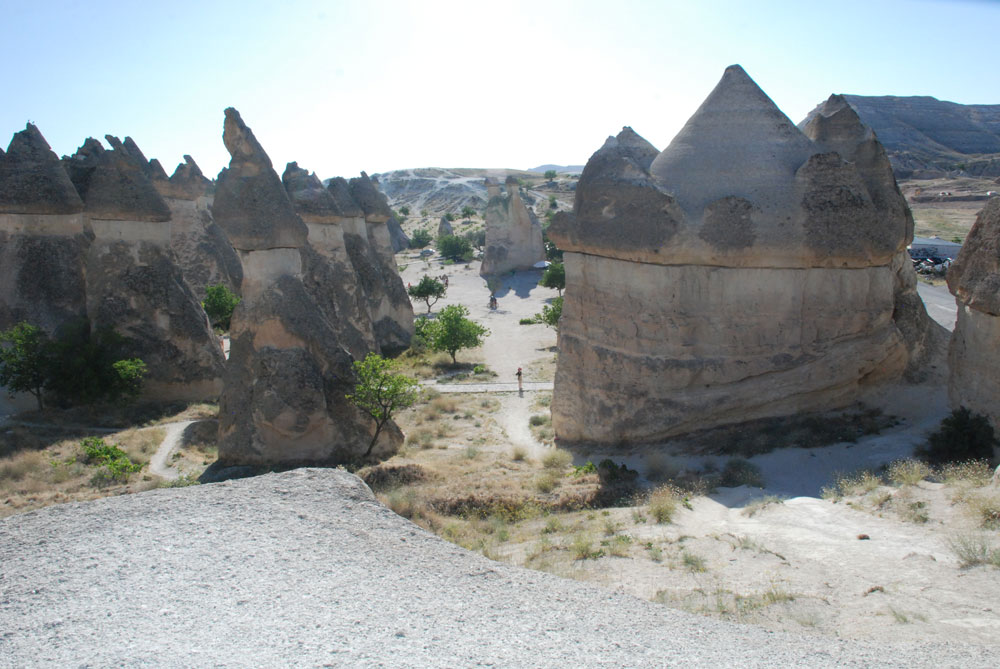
[527, 164, 585, 175]
[802, 95, 1000, 178]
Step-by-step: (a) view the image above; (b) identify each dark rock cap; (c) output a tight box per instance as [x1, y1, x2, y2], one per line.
[212, 108, 308, 250]
[349, 172, 392, 222]
[148, 158, 170, 182]
[282, 161, 339, 219]
[62, 136, 172, 222]
[948, 198, 1000, 316]
[163, 155, 212, 199]
[326, 177, 364, 218]
[0, 123, 84, 214]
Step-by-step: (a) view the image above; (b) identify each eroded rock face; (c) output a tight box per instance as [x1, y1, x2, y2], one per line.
[948, 198, 1000, 430]
[69, 136, 224, 401]
[216, 111, 399, 466]
[549, 65, 921, 445]
[348, 173, 414, 355]
[480, 176, 544, 275]
[150, 155, 242, 301]
[0, 124, 90, 334]
[282, 162, 377, 359]
[800, 95, 943, 378]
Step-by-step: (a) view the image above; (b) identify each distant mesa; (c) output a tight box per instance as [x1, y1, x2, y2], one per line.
[549, 64, 940, 445]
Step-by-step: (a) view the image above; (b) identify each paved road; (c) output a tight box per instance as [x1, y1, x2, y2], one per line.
[916, 282, 957, 332]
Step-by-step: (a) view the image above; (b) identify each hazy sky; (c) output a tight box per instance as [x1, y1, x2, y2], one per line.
[3, 0, 999, 181]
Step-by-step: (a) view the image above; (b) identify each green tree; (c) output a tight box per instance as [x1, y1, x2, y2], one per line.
[544, 169, 557, 181]
[548, 195, 557, 209]
[539, 262, 565, 296]
[437, 234, 473, 262]
[420, 304, 490, 363]
[537, 297, 563, 329]
[461, 205, 476, 220]
[0, 322, 51, 409]
[399, 205, 410, 217]
[410, 228, 432, 248]
[347, 353, 419, 457]
[444, 212, 456, 222]
[408, 275, 447, 313]
[202, 284, 241, 330]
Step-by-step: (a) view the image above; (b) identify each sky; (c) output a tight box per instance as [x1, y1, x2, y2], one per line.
[3, 0, 999, 181]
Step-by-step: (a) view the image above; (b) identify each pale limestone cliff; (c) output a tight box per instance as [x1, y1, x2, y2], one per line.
[549, 66, 919, 445]
[480, 176, 544, 275]
[947, 198, 1000, 431]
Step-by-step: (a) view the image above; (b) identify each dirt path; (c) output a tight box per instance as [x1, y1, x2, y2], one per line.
[148, 420, 196, 481]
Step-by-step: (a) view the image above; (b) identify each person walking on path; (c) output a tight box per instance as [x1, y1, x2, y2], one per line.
[516, 367, 523, 393]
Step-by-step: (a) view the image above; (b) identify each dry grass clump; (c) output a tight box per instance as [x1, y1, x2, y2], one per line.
[821, 470, 882, 501]
[510, 446, 527, 462]
[431, 397, 458, 414]
[648, 486, 681, 524]
[887, 459, 932, 487]
[937, 460, 994, 487]
[541, 448, 573, 470]
[358, 463, 429, 493]
[0, 449, 49, 482]
[968, 492, 1000, 529]
[644, 452, 681, 482]
[535, 471, 560, 493]
[718, 458, 764, 488]
[741, 495, 785, 518]
[948, 532, 1000, 568]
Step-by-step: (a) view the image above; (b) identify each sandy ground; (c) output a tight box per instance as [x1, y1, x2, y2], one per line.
[393, 251, 1000, 647]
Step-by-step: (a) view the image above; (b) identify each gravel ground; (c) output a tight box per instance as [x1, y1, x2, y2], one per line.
[0, 469, 992, 667]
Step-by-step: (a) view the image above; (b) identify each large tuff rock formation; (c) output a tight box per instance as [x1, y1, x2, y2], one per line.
[63, 136, 225, 401]
[347, 173, 414, 355]
[549, 65, 929, 444]
[282, 162, 377, 359]
[150, 154, 243, 300]
[947, 198, 1000, 431]
[800, 94, 945, 378]
[0, 124, 91, 335]
[214, 109, 400, 466]
[480, 176, 545, 275]
[802, 95, 1000, 178]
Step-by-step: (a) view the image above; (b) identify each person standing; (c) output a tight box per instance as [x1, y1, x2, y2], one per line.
[516, 367, 523, 392]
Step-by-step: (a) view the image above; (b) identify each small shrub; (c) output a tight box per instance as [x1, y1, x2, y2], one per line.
[202, 284, 240, 330]
[386, 489, 420, 519]
[541, 516, 562, 534]
[541, 449, 572, 470]
[519, 317, 539, 325]
[922, 408, 998, 464]
[605, 534, 632, 557]
[888, 459, 932, 487]
[719, 458, 764, 488]
[969, 493, 1000, 529]
[948, 532, 1000, 568]
[464, 445, 480, 460]
[535, 471, 559, 493]
[529, 414, 549, 427]
[648, 486, 680, 524]
[741, 495, 785, 517]
[681, 550, 707, 572]
[644, 452, 680, 482]
[572, 461, 597, 477]
[80, 437, 141, 486]
[571, 533, 601, 560]
[511, 446, 527, 462]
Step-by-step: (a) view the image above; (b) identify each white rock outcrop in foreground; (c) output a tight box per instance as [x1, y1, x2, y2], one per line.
[0, 468, 990, 667]
[549, 66, 935, 444]
[947, 198, 1000, 431]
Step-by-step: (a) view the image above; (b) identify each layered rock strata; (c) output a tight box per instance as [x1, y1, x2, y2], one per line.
[214, 109, 400, 466]
[481, 176, 545, 275]
[0, 124, 90, 334]
[549, 66, 924, 444]
[947, 198, 1000, 431]
[63, 136, 224, 401]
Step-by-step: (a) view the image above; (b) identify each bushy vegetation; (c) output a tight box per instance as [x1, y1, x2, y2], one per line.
[719, 458, 764, 488]
[0, 320, 146, 409]
[921, 408, 998, 464]
[437, 234, 474, 262]
[80, 436, 142, 486]
[347, 353, 419, 457]
[410, 228, 433, 248]
[539, 262, 565, 296]
[536, 297, 563, 329]
[202, 283, 240, 330]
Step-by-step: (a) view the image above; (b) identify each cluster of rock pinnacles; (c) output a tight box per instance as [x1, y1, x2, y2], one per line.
[0, 108, 413, 466]
[2, 64, 997, 467]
